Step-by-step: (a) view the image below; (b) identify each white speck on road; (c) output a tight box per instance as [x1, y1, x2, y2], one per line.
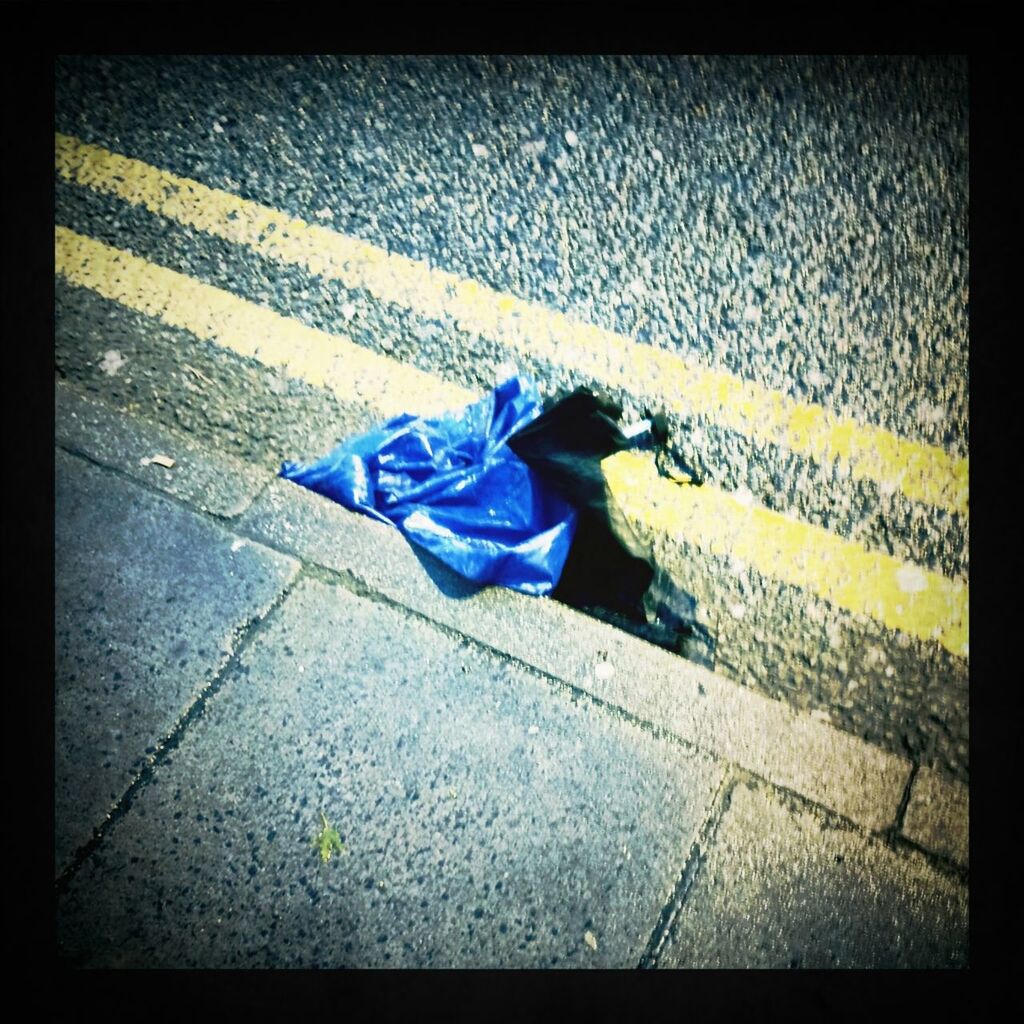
[896, 565, 929, 594]
[733, 486, 755, 508]
[99, 350, 126, 376]
[527, 724, 539, 735]
[231, 538, 247, 552]
[564, 129, 579, 147]
[594, 662, 614, 680]
[341, 302, 357, 320]
[584, 930, 598, 951]
[826, 621, 843, 649]
[471, 143, 489, 158]
[917, 401, 947, 427]
[863, 645, 887, 670]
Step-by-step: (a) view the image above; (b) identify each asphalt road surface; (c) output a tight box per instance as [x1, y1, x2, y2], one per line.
[54, 55, 969, 781]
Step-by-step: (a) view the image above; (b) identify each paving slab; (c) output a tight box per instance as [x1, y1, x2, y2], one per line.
[238, 479, 911, 831]
[901, 767, 969, 867]
[56, 379, 272, 518]
[658, 779, 968, 968]
[55, 449, 299, 876]
[56, 577, 725, 968]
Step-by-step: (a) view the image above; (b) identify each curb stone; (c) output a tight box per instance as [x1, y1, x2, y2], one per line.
[237, 477, 912, 833]
[55, 378, 966, 866]
[901, 767, 969, 867]
[55, 379, 271, 519]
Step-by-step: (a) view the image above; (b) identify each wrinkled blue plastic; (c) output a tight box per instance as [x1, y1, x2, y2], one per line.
[280, 376, 578, 595]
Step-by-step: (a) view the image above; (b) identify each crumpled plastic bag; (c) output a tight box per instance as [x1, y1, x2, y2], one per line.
[507, 386, 657, 613]
[506, 384, 714, 665]
[280, 376, 577, 595]
[507, 386, 698, 628]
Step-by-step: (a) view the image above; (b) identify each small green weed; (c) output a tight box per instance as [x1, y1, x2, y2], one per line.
[313, 810, 346, 863]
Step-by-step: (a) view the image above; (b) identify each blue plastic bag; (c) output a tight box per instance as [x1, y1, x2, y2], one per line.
[280, 376, 578, 595]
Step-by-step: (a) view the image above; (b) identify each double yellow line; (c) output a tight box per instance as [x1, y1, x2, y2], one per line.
[54, 133, 968, 658]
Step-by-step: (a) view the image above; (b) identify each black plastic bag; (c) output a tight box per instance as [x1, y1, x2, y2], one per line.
[508, 386, 712, 661]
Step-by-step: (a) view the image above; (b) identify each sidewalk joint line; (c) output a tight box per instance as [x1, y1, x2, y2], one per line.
[55, 567, 302, 895]
[55, 438, 272, 525]
[241, 556, 947, 850]
[863, 761, 969, 881]
[893, 762, 920, 836]
[637, 768, 741, 968]
[889, 834, 969, 885]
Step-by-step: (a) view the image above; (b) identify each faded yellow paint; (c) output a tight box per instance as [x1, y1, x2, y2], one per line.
[55, 132, 968, 517]
[603, 450, 968, 659]
[55, 224, 967, 659]
[54, 226, 473, 418]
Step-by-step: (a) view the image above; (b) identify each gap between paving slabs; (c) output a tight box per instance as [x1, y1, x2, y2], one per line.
[55, 379, 272, 520]
[55, 569, 304, 893]
[54, 444, 301, 882]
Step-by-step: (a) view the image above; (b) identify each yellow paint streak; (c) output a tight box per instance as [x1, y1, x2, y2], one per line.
[53, 226, 473, 418]
[603, 450, 968, 659]
[55, 132, 968, 517]
[55, 224, 967, 659]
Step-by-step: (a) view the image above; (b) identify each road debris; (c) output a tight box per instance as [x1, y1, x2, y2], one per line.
[139, 454, 176, 469]
[183, 364, 215, 387]
[99, 350, 126, 376]
[313, 810, 346, 863]
[281, 376, 707, 650]
[281, 376, 577, 595]
[584, 930, 598, 951]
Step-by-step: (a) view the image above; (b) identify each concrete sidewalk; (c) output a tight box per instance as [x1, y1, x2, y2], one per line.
[54, 381, 968, 968]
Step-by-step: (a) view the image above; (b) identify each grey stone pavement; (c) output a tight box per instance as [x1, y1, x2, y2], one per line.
[55, 380, 968, 969]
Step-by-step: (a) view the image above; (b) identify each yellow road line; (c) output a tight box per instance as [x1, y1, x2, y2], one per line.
[54, 225, 473, 418]
[55, 132, 968, 518]
[54, 226, 969, 659]
[605, 450, 967, 659]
